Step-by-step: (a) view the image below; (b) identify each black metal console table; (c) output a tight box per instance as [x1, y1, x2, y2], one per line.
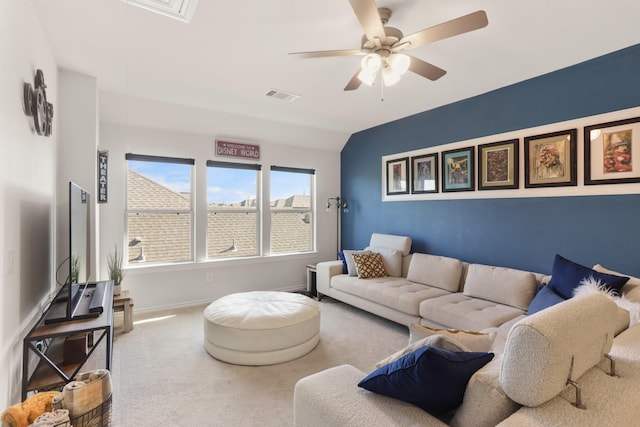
[22, 280, 114, 400]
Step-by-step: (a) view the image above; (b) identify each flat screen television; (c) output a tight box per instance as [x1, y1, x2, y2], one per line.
[45, 182, 93, 323]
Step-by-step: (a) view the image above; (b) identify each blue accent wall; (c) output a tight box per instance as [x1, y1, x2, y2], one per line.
[341, 44, 640, 276]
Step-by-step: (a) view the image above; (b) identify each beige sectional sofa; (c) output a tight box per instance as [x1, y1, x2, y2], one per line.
[317, 233, 546, 330]
[295, 233, 640, 426]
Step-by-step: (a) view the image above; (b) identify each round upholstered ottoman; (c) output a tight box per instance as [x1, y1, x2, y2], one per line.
[203, 291, 320, 365]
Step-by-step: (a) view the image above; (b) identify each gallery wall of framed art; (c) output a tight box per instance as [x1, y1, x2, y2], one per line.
[381, 106, 640, 202]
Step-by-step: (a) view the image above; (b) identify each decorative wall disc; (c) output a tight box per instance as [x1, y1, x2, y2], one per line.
[23, 69, 54, 136]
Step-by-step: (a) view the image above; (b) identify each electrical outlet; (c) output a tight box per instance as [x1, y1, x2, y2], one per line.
[5, 250, 14, 275]
[206, 272, 214, 282]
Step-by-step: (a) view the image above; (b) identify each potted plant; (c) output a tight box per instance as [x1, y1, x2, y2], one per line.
[107, 244, 125, 295]
[70, 255, 79, 284]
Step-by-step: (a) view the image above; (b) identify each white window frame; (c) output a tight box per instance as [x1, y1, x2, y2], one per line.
[125, 153, 195, 265]
[206, 160, 262, 259]
[269, 165, 315, 255]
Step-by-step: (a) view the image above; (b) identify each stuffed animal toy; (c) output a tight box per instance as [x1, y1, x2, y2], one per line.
[1, 391, 58, 427]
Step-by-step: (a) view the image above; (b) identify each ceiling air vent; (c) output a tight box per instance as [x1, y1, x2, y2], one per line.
[266, 89, 300, 102]
[122, 0, 199, 23]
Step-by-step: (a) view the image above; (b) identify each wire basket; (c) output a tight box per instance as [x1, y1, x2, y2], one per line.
[69, 393, 112, 427]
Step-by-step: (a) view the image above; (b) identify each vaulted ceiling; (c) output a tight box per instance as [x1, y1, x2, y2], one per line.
[31, 0, 640, 150]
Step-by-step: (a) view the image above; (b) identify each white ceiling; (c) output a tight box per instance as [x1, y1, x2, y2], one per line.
[31, 0, 640, 151]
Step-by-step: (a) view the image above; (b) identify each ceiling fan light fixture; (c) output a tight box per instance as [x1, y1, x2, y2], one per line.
[388, 53, 410, 75]
[382, 66, 401, 86]
[291, 6, 489, 92]
[360, 53, 382, 73]
[357, 68, 377, 86]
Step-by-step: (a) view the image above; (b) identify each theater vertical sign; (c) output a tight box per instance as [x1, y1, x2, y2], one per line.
[98, 150, 108, 203]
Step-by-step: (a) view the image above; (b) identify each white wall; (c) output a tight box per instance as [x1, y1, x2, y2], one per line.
[99, 123, 341, 311]
[57, 70, 99, 281]
[0, 0, 58, 408]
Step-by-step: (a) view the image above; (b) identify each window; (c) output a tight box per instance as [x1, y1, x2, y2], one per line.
[207, 161, 261, 259]
[126, 154, 194, 264]
[270, 166, 314, 254]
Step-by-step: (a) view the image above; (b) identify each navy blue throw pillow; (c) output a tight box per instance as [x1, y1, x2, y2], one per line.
[358, 346, 494, 416]
[547, 254, 629, 299]
[337, 251, 348, 274]
[527, 285, 566, 315]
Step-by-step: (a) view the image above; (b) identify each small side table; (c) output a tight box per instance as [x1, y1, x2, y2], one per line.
[113, 290, 134, 333]
[306, 264, 317, 298]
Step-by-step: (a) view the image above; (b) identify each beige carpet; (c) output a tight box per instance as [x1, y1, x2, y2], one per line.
[111, 297, 408, 426]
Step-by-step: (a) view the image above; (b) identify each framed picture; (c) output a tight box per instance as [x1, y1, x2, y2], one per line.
[441, 147, 474, 192]
[386, 157, 409, 195]
[524, 129, 577, 188]
[411, 154, 438, 194]
[478, 139, 519, 190]
[584, 117, 640, 185]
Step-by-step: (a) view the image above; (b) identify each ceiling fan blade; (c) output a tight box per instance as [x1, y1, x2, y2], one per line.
[397, 10, 488, 50]
[408, 56, 447, 81]
[349, 0, 386, 42]
[289, 49, 364, 59]
[344, 69, 363, 91]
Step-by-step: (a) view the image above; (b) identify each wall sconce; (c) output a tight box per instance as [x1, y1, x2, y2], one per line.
[326, 196, 348, 254]
[129, 237, 145, 262]
[326, 196, 348, 213]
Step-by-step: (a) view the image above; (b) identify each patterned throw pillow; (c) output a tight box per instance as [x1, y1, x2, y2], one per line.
[352, 252, 386, 279]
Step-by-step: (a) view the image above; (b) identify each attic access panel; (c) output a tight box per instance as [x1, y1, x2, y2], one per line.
[122, 0, 199, 23]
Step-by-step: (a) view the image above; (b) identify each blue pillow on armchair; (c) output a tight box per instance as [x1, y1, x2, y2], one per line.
[547, 254, 629, 299]
[528, 285, 566, 315]
[337, 251, 348, 274]
[358, 346, 494, 416]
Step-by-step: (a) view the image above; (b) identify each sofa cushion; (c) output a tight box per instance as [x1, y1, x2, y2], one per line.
[407, 253, 463, 292]
[342, 249, 371, 276]
[409, 324, 496, 352]
[294, 364, 449, 427]
[365, 246, 402, 277]
[591, 265, 640, 332]
[332, 275, 450, 316]
[352, 252, 386, 279]
[369, 233, 412, 256]
[376, 333, 470, 368]
[420, 293, 525, 331]
[449, 354, 521, 427]
[358, 346, 494, 416]
[527, 285, 565, 315]
[547, 254, 628, 298]
[573, 278, 637, 335]
[462, 264, 538, 311]
[500, 293, 617, 407]
[593, 264, 640, 302]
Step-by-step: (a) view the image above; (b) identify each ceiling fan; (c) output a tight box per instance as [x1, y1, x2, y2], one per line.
[289, 0, 488, 91]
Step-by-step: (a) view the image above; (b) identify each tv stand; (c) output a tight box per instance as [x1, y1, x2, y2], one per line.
[22, 280, 114, 400]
